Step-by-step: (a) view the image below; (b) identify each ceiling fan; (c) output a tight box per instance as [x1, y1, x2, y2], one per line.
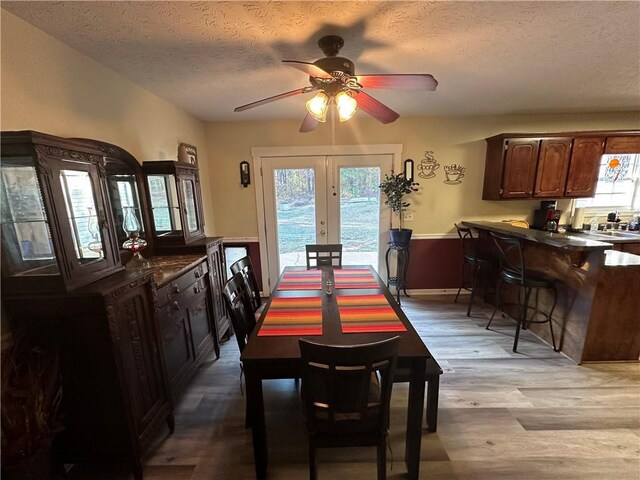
[234, 35, 438, 133]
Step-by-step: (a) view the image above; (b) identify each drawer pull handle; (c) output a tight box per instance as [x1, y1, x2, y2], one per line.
[195, 270, 201, 278]
[173, 285, 180, 294]
[172, 301, 180, 311]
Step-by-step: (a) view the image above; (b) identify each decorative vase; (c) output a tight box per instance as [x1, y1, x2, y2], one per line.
[389, 228, 412, 246]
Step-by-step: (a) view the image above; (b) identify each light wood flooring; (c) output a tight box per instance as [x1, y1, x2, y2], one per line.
[71, 295, 640, 479]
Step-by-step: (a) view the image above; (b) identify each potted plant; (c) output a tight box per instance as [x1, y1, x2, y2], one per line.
[1, 334, 63, 480]
[379, 172, 419, 246]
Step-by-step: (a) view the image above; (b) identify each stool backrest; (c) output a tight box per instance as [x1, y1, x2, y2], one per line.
[489, 232, 526, 285]
[454, 223, 478, 259]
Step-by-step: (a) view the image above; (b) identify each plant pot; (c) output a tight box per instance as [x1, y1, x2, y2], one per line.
[389, 228, 412, 246]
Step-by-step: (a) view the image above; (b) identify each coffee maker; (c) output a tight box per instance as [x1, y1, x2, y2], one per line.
[532, 201, 562, 232]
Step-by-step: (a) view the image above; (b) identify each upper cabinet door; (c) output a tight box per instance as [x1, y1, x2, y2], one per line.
[501, 139, 539, 198]
[533, 138, 572, 198]
[565, 137, 605, 197]
[604, 136, 640, 154]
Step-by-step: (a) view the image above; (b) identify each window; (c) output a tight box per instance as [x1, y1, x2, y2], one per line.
[576, 153, 640, 211]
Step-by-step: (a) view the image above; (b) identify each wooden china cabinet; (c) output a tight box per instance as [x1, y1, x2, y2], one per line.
[0, 131, 229, 479]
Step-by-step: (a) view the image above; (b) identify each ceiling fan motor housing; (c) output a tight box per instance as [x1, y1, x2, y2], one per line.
[313, 56, 355, 76]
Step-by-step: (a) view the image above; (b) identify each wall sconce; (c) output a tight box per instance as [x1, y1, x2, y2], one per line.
[403, 158, 414, 182]
[240, 161, 250, 188]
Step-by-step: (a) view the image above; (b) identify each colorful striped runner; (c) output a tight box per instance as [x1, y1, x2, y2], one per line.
[337, 294, 407, 333]
[258, 296, 323, 336]
[333, 268, 378, 289]
[278, 271, 322, 291]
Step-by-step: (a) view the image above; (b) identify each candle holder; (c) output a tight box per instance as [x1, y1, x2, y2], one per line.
[122, 207, 149, 268]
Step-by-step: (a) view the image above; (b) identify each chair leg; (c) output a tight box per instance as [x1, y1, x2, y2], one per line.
[309, 443, 317, 480]
[513, 286, 531, 352]
[467, 263, 480, 317]
[547, 285, 558, 351]
[487, 277, 502, 329]
[454, 261, 466, 303]
[377, 439, 387, 480]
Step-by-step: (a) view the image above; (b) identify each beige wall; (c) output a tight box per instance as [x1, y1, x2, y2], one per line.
[1, 10, 215, 233]
[3, 10, 638, 238]
[205, 112, 640, 236]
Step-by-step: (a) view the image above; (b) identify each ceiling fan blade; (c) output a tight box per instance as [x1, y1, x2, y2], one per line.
[282, 60, 333, 79]
[356, 91, 399, 124]
[299, 113, 319, 133]
[234, 87, 315, 112]
[355, 74, 438, 91]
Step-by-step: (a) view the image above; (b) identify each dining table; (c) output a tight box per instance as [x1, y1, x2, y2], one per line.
[240, 265, 442, 479]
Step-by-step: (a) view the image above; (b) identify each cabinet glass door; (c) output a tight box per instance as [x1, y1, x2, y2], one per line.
[0, 157, 58, 276]
[59, 169, 105, 262]
[147, 174, 182, 237]
[183, 179, 199, 233]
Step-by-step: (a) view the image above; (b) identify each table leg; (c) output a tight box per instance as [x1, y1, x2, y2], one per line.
[426, 372, 440, 432]
[405, 358, 426, 479]
[245, 367, 268, 479]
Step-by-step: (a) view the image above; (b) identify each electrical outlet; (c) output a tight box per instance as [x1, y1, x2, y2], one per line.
[404, 212, 414, 222]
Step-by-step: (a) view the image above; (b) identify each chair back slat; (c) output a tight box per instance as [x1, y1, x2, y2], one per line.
[299, 336, 399, 435]
[454, 223, 478, 260]
[305, 244, 343, 268]
[230, 255, 262, 312]
[222, 272, 256, 352]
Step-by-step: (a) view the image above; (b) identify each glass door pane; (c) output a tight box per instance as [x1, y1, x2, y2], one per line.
[338, 167, 381, 268]
[147, 174, 182, 236]
[274, 168, 316, 272]
[1, 158, 58, 276]
[59, 169, 104, 262]
[183, 179, 199, 233]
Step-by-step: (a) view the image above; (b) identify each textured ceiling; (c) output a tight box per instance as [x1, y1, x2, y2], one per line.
[3, 1, 639, 122]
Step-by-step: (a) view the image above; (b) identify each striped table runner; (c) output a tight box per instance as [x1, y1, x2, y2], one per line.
[333, 269, 379, 290]
[277, 271, 322, 291]
[337, 294, 407, 333]
[257, 296, 323, 336]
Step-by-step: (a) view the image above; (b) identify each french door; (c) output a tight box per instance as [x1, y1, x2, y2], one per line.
[259, 153, 393, 292]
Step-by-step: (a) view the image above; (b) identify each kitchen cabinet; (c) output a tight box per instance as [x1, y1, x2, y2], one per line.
[533, 138, 572, 198]
[565, 137, 605, 197]
[3, 270, 173, 480]
[604, 136, 640, 154]
[482, 130, 639, 200]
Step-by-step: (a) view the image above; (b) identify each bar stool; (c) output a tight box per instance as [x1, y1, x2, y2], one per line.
[486, 232, 557, 353]
[454, 223, 495, 317]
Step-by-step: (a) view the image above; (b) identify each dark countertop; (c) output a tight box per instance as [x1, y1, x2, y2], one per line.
[462, 221, 613, 252]
[146, 254, 208, 286]
[567, 230, 640, 244]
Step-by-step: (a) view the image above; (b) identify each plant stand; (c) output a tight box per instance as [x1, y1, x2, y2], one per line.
[385, 241, 411, 305]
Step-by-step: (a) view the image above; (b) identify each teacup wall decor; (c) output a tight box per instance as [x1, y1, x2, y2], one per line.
[417, 151, 440, 179]
[443, 164, 466, 185]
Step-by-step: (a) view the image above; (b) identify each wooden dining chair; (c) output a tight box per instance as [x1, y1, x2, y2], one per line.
[305, 244, 343, 268]
[298, 336, 400, 480]
[230, 255, 262, 314]
[222, 272, 258, 427]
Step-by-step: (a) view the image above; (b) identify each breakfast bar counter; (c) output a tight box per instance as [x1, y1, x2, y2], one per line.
[462, 221, 640, 363]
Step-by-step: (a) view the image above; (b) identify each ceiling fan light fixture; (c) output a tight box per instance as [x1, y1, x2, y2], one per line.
[336, 91, 357, 122]
[306, 92, 329, 122]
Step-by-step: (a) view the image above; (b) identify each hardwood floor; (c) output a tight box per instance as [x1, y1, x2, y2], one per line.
[70, 295, 640, 479]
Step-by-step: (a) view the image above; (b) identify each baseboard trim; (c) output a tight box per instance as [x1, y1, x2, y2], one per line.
[407, 288, 466, 295]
